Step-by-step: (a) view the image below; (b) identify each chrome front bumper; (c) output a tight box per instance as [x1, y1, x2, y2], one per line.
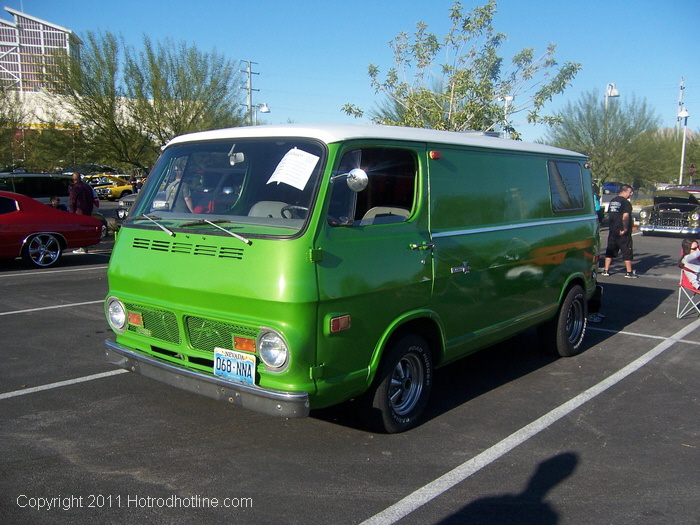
[103, 340, 310, 418]
[639, 224, 700, 234]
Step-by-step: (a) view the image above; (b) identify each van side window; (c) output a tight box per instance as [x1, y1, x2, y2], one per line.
[328, 147, 416, 226]
[548, 160, 584, 212]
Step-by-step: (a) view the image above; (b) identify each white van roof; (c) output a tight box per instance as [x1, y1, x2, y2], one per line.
[166, 123, 585, 158]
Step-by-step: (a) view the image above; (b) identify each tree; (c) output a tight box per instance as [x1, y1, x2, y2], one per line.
[124, 36, 244, 147]
[542, 90, 662, 188]
[0, 85, 26, 168]
[48, 31, 246, 170]
[342, 0, 581, 138]
[50, 31, 155, 169]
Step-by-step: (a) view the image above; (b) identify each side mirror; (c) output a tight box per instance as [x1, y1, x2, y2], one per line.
[332, 168, 368, 192]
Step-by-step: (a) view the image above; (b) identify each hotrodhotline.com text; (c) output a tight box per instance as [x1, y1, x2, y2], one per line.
[16, 494, 253, 511]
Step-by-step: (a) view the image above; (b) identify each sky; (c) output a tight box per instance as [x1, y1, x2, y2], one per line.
[4, 0, 699, 142]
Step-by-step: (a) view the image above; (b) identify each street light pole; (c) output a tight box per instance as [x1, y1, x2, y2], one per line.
[678, 107, 690, 185]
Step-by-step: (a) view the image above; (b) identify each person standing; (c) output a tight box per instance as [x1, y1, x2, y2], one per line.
[68, 171, 94, 216]
[602, 184, 636, 278]
[68, 171, 95, 254]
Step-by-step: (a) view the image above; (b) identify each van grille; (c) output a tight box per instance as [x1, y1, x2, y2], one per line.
[132, 237, 244, 259]
[124, 303, 180, 344]
[185, 316, 259, 353]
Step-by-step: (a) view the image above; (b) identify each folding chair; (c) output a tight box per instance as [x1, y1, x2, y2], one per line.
[677, 268, 700, 318]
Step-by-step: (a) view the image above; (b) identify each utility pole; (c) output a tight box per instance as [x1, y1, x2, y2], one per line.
[241, 60, 259, 126]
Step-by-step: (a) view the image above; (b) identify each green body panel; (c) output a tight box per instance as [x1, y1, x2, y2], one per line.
[428, 147, 597, 362]
[109, 225, 320, 395]
[105, 127, 598, 413]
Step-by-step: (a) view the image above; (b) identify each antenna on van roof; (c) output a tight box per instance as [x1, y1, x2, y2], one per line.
[459, 130, 501, 138]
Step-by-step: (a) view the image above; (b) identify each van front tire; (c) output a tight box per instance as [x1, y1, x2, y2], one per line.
[539, 284, 587, 357]
[361, 335, 432, 433]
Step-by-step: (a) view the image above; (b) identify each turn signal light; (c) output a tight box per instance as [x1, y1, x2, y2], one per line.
[330, 315, 352, 333]
[234, 337, 256, 353]
[128, 312, 143, 326]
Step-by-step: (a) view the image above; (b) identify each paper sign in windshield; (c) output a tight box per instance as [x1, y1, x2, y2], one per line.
[267, 148, 319, 191]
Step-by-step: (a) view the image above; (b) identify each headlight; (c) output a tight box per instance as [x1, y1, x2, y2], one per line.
[106, 297, 127, 333]
[691, 212, 700, 221]
[258, 330, 288, 369]
[639, 210, 648, 219]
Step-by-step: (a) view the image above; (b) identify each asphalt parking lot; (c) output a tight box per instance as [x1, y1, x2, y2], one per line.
[1, 221, 698, 525]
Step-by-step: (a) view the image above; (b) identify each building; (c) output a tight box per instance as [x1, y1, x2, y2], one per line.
[0, 7, 81, 92]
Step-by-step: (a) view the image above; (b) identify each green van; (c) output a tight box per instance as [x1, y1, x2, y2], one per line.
[103, 124, 599, 432]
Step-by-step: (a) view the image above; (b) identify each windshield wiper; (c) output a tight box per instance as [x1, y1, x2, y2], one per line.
[129, 215, 175, 236]
[180, 219, 251, 245]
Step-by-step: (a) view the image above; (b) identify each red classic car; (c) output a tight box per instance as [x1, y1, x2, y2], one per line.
[0, 190, 102, 268]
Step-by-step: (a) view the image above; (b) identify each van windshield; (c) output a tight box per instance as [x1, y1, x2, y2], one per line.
[127, 138, 326, 236]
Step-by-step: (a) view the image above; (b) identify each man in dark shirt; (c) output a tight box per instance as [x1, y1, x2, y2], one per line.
[602, 184, 636, 278]
[68, 171, 94, 216]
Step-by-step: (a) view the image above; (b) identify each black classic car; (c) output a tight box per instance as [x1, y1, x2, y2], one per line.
[639, 189, 700, 235]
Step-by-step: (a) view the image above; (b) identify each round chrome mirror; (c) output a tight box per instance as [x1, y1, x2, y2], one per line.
[346, 168, 368, 192]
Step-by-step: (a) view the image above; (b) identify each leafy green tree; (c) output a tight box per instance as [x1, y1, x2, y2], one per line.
[48, 31, 246, 170]
[542, 90, 662, 188]
[49, 31, 155, 169]
[0, 86, 26, 168]
[124, 36, 245, 147]
[342, 0, 581, 138]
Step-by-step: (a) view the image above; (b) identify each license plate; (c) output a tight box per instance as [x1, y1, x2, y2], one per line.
[214, 348, 256, 384]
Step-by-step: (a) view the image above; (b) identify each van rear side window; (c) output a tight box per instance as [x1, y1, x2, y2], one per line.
[548, 160, 584, 212]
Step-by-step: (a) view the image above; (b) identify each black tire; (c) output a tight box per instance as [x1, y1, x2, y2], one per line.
[22, 233, 63, 268]
[539, 284, 587, 357]
[361, 335, 433, 433]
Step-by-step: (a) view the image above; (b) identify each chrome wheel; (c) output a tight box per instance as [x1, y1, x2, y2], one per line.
[23, 234, 62, 268]
[389, 353, 425, 416]
[566, 294, 586, 345]
[362, 335, 433, 433]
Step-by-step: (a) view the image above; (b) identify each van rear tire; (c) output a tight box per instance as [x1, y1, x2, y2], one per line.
[361, 335, 432, 433]
[539, 284, 587, 357]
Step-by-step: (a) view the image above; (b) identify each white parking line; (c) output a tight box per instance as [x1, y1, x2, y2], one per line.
[0, 264, 108, 278]
[0, 370, 128, 400]
[360, 317, 700, 525]
[0, 300, 104, 316]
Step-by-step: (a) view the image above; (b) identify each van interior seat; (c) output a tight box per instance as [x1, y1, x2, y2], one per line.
[248, 200, 288, 218]
[360, 206, 410, 225]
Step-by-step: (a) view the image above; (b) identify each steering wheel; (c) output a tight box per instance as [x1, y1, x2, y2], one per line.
[281, 205, 309, 219]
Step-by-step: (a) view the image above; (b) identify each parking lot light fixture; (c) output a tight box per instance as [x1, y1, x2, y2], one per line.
[605, 83, 619, 110]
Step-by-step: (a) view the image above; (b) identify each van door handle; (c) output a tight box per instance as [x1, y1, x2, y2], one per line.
[409, 242, 435, 251]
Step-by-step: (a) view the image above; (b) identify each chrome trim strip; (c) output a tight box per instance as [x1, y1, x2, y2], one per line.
[103, 339, 310, 418]
[432, 215, 596, 238]
[640, 225, 700, 234]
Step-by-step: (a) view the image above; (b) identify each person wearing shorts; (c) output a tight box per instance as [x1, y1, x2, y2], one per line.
[602, 184, 636, 278]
